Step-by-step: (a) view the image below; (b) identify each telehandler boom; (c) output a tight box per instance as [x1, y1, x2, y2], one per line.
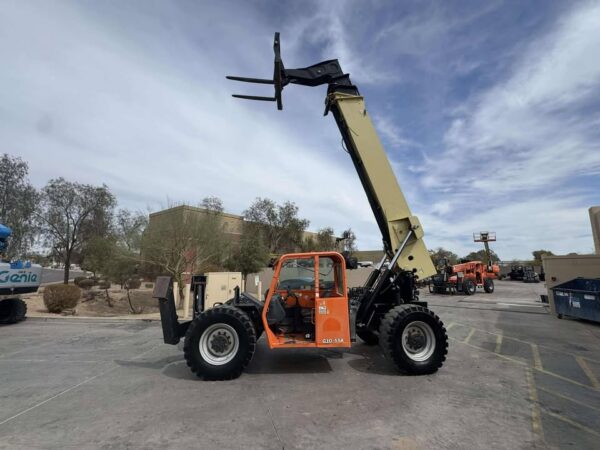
[154, 33, 448, 380]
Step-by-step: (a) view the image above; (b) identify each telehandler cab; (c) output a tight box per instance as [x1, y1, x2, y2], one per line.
[154, 33, 448, 380]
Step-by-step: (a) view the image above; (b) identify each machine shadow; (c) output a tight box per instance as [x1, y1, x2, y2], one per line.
[345, 343, 401, 376]
[245, 342, 334, 375]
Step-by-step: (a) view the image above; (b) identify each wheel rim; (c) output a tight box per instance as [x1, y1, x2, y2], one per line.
[401, 321, 436, 362]
[199, 323, 239, 366]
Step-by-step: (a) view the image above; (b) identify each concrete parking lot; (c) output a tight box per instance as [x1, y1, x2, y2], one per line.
[1, 281, 599, 449]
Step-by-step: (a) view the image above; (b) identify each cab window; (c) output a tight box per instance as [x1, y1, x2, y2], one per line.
[277, 257, 315, 291]
[318, 256, 343, 297]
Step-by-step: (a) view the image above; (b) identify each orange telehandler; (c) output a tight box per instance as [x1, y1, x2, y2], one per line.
[429, 232, 499, 295]
[154, 33, 448, 380]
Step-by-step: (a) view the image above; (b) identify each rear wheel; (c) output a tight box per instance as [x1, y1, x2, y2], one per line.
[462, 279, 476, 295]
[379, 305, 448, 375]
[0, 298, 27, 325]
[483, 279, 494, 293]
[183, 305, 256, 380]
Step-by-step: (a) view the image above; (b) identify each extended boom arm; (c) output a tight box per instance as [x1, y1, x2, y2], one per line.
[228, 33, 435, 279]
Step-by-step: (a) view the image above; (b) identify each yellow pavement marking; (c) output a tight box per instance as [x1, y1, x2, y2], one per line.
[451, 337, 599, 392]
[450, 321, 600, 365]
[526, 368, 544, 444]
[575, 356, 600, 389]
[537, 386, 600, 412]
[450, 337, 527, 366]
[544, 410, 600, 438]
[531, 344, 543, 371]
[495, 334, 503, 354]
[463, 328, 476, 344]
[445, 322, 456, 331]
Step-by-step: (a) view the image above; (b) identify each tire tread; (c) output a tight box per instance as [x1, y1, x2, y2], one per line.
[379, 305, 448, 374]
[183, 305, 256, 380]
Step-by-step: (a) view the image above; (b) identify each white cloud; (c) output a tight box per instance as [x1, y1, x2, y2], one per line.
[1, 0, 599, 261]
[423, 2, 600, 193]
[0, 1, 380, 248]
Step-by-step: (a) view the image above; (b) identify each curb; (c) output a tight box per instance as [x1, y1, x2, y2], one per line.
[25, 315, 162, 323]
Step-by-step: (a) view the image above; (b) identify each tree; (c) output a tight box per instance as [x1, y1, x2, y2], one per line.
[301, 227, 337, 252]
[463, 249, 499, 263]
[225, 229, 269, 278]
[532, 249, 554, 263]
[315, 227, 336, 251]
[80, 235, 116, 277]
[37, 178, 116, 284]
[340, 228, 357, 254]
[243, 198, 309, 253]
[201, 196, 224, 213]
[0, 154, 38, 258]
[429, 247, 459, 265]
[141, 206, 228, 301]
[115, 209, 147, 253]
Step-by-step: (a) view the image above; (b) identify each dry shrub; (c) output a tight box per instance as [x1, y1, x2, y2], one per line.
[78, 279, 95, 290]
[125, 278, 141, 290]
[43, 284, 81, 313]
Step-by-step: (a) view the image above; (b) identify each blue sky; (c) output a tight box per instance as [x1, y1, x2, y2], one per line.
[1, 0, 599, 259]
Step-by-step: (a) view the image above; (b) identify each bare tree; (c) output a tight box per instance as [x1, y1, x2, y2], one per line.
[37, 178, 116, 284]
[115, 209, 147, 253]
[0, 154, 38, 258]
[141, 207, 228, 301]
[201, 196, 224, 213]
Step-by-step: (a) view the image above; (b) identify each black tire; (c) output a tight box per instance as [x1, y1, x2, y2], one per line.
[462, 279, 476, 296]
[483, 279, 494, 294]
[183, 305, 256, 380]
[0, 298, 27, 325]
[379, 305, 448, 375]
[356, 326, 379, 345]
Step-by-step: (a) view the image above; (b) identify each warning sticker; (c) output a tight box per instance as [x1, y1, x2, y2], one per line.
[319, 305, 328, 315]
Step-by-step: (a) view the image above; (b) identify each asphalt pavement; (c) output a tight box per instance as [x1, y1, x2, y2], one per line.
[40, 268, 86, 284]
[1, 281, 599, 449]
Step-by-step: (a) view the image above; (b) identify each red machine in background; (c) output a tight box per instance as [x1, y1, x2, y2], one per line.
[429, 232, 500, 295]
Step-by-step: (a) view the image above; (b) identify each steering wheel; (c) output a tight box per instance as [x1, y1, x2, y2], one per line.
[285, 287, 300, 307]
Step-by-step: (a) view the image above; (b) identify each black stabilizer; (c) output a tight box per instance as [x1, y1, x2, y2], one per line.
[153, 276, 190, 345]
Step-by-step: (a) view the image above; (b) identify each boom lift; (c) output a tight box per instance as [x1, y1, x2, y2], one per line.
[154, 33, 448, 380]
[0, 224, 42, 324]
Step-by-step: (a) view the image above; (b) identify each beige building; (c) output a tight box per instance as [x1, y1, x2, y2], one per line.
[543, 206, 600, 314]
[146, 204, 336, 249]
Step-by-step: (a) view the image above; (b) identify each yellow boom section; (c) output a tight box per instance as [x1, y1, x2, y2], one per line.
[329, 92, 436, 279]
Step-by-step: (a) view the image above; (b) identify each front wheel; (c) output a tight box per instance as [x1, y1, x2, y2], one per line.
[379, 305, 448, 375]
[462, 279, 476, 295]
[183, 305, 256, 380]
[484, 279, 494, 293]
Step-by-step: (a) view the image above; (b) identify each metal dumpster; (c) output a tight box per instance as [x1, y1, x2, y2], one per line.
[551, 278, 600, 322]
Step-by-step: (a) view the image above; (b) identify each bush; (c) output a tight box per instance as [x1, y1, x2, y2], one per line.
[78, 279, 95, 290]
[125, 278, 141, 290]
[97, 280, 111, 290]
[74, 276, 87, 287]
[43, 284, 81, 313]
